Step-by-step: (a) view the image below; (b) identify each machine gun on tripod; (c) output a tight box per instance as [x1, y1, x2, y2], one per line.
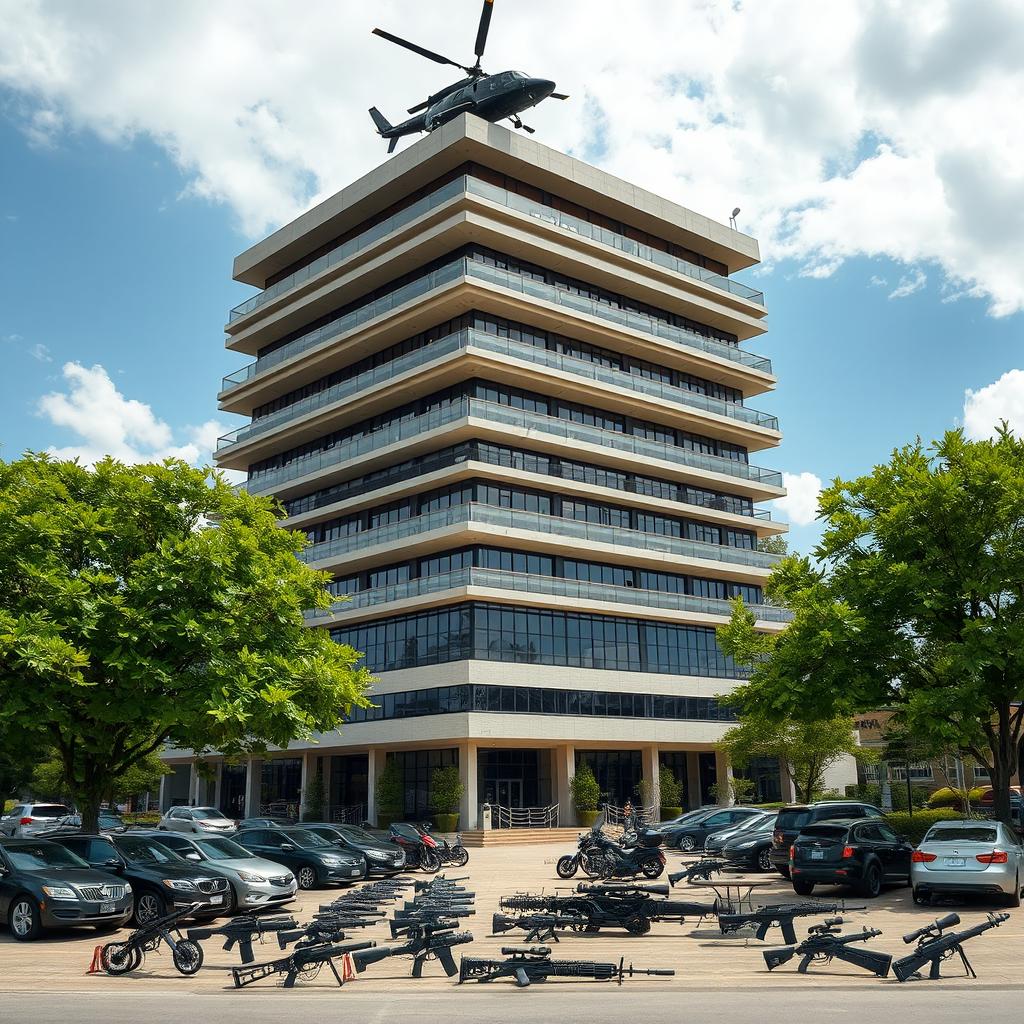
[763, 917, 892, 977]
[457, 945, 675, 987]
[892, 912, 1009, 982]
[491, 911, 590, 943]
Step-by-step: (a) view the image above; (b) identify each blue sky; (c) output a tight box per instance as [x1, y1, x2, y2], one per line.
[2, 2, 1023, 555]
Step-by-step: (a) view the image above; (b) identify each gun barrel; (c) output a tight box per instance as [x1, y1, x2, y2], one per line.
[903, 912, 960, 944]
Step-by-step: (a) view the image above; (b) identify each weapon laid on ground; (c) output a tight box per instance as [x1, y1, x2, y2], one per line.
[187, 914, 298, 964]
[316, 902, 387, 917]
[231, 939, 377, 988]
[278, 917, 375, 950]
[719, 902, 865, 944]
[491, 912, 590, 943]
[414, 874, 470, 891]
[576, 882, 671, 897]
[892, 912, 1009, 982]
[350, 923, 474, 978]
[394, 905, 476, 922]
[390, 914, 463, 939]
[763, 917, 892, 976]
[101, 903, 205, 977]
[458, 946, 676, 987]
[668, 859, 725, 886]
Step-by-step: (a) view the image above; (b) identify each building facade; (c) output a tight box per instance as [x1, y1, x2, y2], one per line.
[163, 114, 794, 827]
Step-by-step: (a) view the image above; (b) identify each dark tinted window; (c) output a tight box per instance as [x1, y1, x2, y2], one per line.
[799, 824, 848, 839]
[6, 842, 89, 870]
[30, 805, 72, 818]
[855, 824, 884, 842]
[817, 805, 861, 822]
[927, 827, 998, 843]
[776, 809, 811, 831]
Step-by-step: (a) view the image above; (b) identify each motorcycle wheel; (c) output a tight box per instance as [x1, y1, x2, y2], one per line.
[172, 939, 204, 976]
[419, 848, 442, 873]
[641, 858, 665, 879]
[556, 855, 579, 879]
[102, 942, 142, 976]
[453, 847, 470, 867]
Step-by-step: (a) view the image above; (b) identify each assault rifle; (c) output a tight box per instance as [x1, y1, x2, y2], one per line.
[278, 917, 374, 950]
[391, 914, 461, 939]
[231, 939, 376, 988]
[350, 923, 474, 978]
[458, 946, 676, 987]
[763, 917, 892, 976]
[576, 882, 670, 897]
[491, 912, 589, 943]
[186, 913, 298, 964]
[394, 905, 475, 922]
[719, 902, 865, 944]
[892, 912, 1009, 982]
[668, 859, 725, 886]
[414, 874, 470, 891]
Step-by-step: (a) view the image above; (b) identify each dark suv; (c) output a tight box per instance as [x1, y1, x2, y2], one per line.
[770, 801, 883, 877]
[791, 819, 913, 897]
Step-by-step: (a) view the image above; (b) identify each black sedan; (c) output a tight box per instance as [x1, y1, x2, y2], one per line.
[790, 819, 913, 898]
[234, 827, 366, 889]
[663, 807, 765, 851]
[301, 823, 406, 875]
[50, 832, 230, 924]
[721, 820, 777, 872]
[0, 837, 133, 941]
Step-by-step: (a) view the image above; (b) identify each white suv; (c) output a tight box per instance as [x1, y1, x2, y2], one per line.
[159, 806, 237, 835]
[0, 803, 80, 837]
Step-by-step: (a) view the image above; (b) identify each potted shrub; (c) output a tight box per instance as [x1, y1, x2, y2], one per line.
[658, 766, 683, 820]
[429, 765, 464, 833]
[301, 763, 326, 822]
[375, 758, 404, 828]
[570, 762, 602, 828]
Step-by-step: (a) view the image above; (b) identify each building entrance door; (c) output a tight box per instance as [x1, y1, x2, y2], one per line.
[495, 779, 524, 808]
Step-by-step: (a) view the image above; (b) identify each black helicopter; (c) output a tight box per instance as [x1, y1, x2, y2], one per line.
[369, 0, 568, 154]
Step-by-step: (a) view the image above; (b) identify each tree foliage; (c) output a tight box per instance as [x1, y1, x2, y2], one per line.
[429, 765, 464, 814]
[719, 428, 1024, 824]
[33, 749, 169, 808]
[570, 762, 601, 811]
[375, 758, 405, 819]
[0, 454, 371, 831]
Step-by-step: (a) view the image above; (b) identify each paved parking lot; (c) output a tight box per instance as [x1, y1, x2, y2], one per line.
[2, 842, 1021, 996]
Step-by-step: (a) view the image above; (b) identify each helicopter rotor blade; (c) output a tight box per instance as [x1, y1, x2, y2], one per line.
[473, 0, 494, 64]
[550, 92, 570, 100]
[407, 100, 429, 114]
[372, 28, 472, 73]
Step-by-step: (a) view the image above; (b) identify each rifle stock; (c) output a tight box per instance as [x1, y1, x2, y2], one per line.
[763, 947, 796, 971]
[828, 945, 892, 978]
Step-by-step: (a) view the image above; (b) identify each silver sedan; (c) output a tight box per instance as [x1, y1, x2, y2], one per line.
[912, 819, 1024, 906]
[159, 806, 237, 835]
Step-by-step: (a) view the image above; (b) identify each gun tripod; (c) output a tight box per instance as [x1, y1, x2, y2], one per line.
[929, 944, 976, 980]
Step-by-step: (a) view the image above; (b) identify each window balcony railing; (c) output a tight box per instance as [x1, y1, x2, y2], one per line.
[243, 397, 784, 493]
[220, 257, 772, 395]
[306, 566, 792, 623]
[228, 175, 764, 324]
[217, 328, 779, 451]
[298, 502, 782, 571]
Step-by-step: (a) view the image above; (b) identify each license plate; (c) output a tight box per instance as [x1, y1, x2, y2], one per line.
[810, 849, 824, 860]
[946, 857, 966, 867]
[100, 902, 115, 914]
[209, 895, 224, 905]
[349, 869, 361, 876]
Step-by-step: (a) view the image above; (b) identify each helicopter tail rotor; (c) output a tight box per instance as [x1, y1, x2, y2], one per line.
[368, 107, 399, 154]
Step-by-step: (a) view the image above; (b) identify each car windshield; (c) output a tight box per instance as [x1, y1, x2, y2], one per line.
[776, 809, 811, 831]
[391, 823, 422, 841]
[31, 806, 73, 818]
[6, 842, 90, 870]
[734, 812, 773, 833]
[287, 829, 331, 849]
[98, 814, 122, 825]
[337, 826, 376, 843]
[926, 827, 999, 843]
[799, 824, 848, 839]
[195, 837, 251, 860]
[115, 836, 183, 865]
[190, 808, 225, 820]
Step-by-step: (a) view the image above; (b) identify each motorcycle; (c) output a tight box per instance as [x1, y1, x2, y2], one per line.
[556, 829, 607, 879]
[388, 822, 441, 873]
[557, 815, 665, 880]
[418, 822, 471, 867]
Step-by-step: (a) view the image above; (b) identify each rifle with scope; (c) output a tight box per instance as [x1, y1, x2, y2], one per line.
[230, 939, 376, 988]
[892, 912, 1009, 982]
[762, 917, 892, 976]
[349, 922, 474, 978]
[457, 945, 676, 987]
[491, 911, 589, 943]
[186, 913, 298, 964]
[668, 859, 725, 886]
[277, 916, 374, 950]
[719, 901, 865, 943]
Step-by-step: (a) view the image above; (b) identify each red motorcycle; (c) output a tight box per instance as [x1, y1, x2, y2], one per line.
[389, 822, 441, 873]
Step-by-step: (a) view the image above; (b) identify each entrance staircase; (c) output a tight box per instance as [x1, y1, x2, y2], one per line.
[460, 827, 583, 847]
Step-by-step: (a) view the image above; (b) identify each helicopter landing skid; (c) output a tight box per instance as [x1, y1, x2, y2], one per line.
[510, 115, 535, 133]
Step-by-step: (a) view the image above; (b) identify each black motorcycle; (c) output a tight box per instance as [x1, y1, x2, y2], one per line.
[389, 822, 441, 873]
[557, 815, 664, 880]
[556, 829, 606, 879]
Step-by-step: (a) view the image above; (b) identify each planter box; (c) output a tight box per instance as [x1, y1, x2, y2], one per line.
[577, 809, 601, 828]
[432, 812, 459, 832]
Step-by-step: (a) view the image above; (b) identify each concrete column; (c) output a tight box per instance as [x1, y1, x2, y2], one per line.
[299, 751, 313, 822]
[187, 761, 199, 805]
[244, 757, 262, 818]
[780, 760, 797, 803]
[715, 749, 734, 806]
[158, 772, 168, 813]
[366, 749, 387, 826]
[686, 751, 702, 809]
[456, 742, 478, 829]
[553, 744, 575, 826]
[642, 746, 660, 812]
[213, 762, 223, 811]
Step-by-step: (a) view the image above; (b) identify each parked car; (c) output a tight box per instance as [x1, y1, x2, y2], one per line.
[704, 810, 777, 855]
[49, 832, 230, 925]
[159, 806, 237, 835]
[147, 831, 297, 913]
[663, 807, 764, 851]
[233, 827, 367, 890]
[770, 801, 884, 878]
[651, 808, 714, 833]
[98, 812, 128, 834]
[722, 818, 778, 872]
[790, 818, 912, 897]
[301, 823, 406, 875]
[0, 837, 133, 941]
[0, 803, 80, 837]
[235, 816, 295, 830]
[911, 819, 1024, 907]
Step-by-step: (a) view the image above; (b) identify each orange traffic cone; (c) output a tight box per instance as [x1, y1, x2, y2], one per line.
[341, 952, 356, 983]
[87, 945, 104, 975]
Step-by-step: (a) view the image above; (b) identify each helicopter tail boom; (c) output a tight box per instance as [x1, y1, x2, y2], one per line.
[368, 107, 399, 153]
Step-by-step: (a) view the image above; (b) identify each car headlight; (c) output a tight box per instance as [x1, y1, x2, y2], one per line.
[162, 879, 197, 890]
[364, 850, 386, 861]
[237, 870, 267, 883]
[41, 885, 76, 899]
[321, 856, 343, 866]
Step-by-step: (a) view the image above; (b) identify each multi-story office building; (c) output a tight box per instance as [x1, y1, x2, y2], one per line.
[163, 114, 794, 827]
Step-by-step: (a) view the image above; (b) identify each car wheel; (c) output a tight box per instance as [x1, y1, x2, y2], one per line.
[296, 866, 318, 890]
[912, 886, 930, 906]
[8, 896, 43, 941]
[223, 885, 238, 915]
[757, 848, 773, 872]
[133, 891, 166, 926]
[793, 879, 815, 896]
[859, 863, 882, 899]
[679, 835, 696, 852]
[1005, 874, 1021, 908]
[777, 865, 791, 880]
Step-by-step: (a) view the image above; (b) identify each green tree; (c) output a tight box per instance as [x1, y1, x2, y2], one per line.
[0, 454, 371, 832]
[375, 758, 404, 823]
[658, 766, 682, 809]
[757, 535, 789, 555]
[429, 765, 464, 814]
[33, 749, 169, 809]
[570, 761, 601, 812]
[302, 762, 326, 822]
[0, 724, 33, 804]
[717, 712, 862, 803]
[719, 428, 1024, 825]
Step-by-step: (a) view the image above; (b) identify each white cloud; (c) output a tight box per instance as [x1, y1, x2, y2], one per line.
[29, 342, 52, 362]
[1, 1, 1023, 315]
[773, 471, 823, 527]
[888, 268, 927, 299]
[37, 361, 226, 467]
[963, 369, 1024, 439]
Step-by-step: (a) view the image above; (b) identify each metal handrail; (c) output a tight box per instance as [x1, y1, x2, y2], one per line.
[491, 803, 560, 829]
